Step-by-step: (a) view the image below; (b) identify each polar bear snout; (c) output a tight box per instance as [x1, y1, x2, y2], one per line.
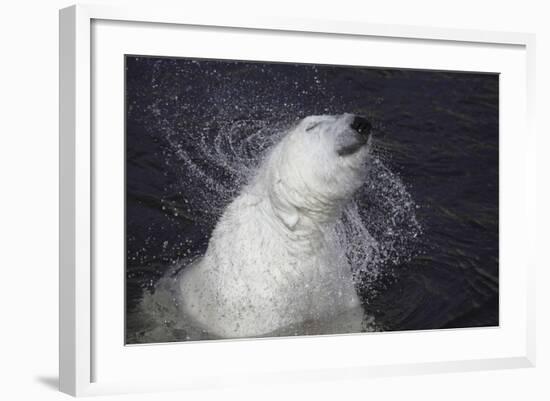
[350, 116, 372, 139]
[335, 115, 372, 157]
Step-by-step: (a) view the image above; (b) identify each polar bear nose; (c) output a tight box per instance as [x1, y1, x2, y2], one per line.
[350, 116, 372, 138]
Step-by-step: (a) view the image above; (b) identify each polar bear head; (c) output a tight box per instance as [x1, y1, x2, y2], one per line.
[257, 113, 372, 230]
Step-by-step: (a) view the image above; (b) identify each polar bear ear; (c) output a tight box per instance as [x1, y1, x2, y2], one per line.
[274, 205, 300, 231]
[271, 180, 300, 230]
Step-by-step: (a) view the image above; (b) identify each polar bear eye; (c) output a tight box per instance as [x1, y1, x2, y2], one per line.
[305, 122, 320, 132]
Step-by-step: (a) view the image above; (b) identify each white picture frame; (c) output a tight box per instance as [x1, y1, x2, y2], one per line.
[59, 3, 536, 397]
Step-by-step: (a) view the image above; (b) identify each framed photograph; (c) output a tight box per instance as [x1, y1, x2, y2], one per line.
[59, 4, 536, 396]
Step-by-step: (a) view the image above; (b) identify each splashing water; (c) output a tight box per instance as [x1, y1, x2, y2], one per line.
[126, 58, 422, 343]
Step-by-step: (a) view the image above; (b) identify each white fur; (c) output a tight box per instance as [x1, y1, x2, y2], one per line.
[178, 113, 370, 338]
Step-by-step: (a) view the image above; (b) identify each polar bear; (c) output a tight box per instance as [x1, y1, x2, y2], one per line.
[178, 113, 373, 338]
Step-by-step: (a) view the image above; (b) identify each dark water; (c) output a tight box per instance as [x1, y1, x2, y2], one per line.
[125, 56, 498, 343]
